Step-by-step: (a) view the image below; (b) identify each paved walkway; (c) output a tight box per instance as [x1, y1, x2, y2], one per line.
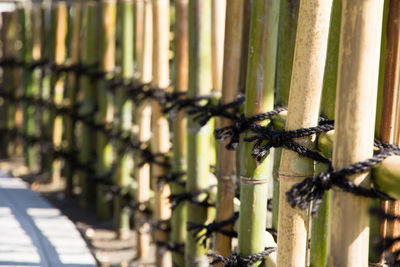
[0, 172, 97, 267]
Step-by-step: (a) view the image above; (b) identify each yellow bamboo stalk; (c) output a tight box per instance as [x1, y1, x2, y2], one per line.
[152, 0, 171, 265]
[51, 2, 68, 184]
[214, 0, 244, 258]
[329, 0, 384, 266]
[135, 0, 152, 260]
[277, 1, 333, 266]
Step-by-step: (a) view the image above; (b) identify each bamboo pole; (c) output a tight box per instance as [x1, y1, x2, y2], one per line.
[214, 0, 244, 259]
[22, 4, 42, 171]
[95, 0, 117, 221]
[64, 2, 82, 196]
[78, 1, 98, 208]
[380, 0, 400, 259]
[309, 1, 341, 266]
[237, 1, 279, 266]
[186, 0, 212, 265]
[151, 0, 172, 265]
[1, 11, 19, 157]
[211, 0, 225, 93]
[171, 0, 189, 265]
[329, 0, 384, 266]
[50, 2, 68, 185]
[134, 0, 152, 259]
[272, 0, 300, 232]
[40, 3, 52, 173]
[277, 1, 332, 266]
[114, 0, 134, 240]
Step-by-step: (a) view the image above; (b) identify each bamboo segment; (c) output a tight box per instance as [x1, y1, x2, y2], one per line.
[214, 0, 244, 259]
[64, 2, 82, 196]
[186, 0, 212, 265]
[1, 11, 19, 157]
[114, 0, 134, 240]
[381, 0, 400, 258]
[272, 0, 300, 232]
[50, 3, 68, 184]
[22, 4, 42, 171]
[277, 1, 332, 266]
[171, 0, 189, 265]
[135, 0, 152, 259]
[329, 0, 384, 266]
[95, 0, 117, 221]
[309, 1, 341, 266]
[211, 0, 225, 92]
[78, 1, 98, 208]
[151, 0, 172, 266]
[237, 1, 279, 266]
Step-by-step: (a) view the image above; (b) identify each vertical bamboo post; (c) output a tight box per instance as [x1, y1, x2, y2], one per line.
[50, 2, 68, 184]
[238, 0, 252, 93]
[40, 3, 52, 173]
[1, 11, 19, 157]
[78, 1, 98, 208]
[380, 1, 400, 258]
[214, 0, 244, 258]
[114, 0, 134, 240]
[186, 0, 212, 265]
[237, 1, 279, 266]
[272, 0, 300, 232]
[96, 0, 117, 221]
[277, 1, 332, 266]
[22, 4, 42, 171]
[152, 0, 172, 265]
[309, 1, 341, 266]
[211, 0, 225, 92]
[64, 2, 82, 196]
[134, 0, 152, 259]
[329, 0, 384, 266]
[171, 0, 189, 265]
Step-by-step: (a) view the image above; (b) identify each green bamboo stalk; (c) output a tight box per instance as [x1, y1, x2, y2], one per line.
[329, 0, 384, 265]
[1, 11, 19, 157]
[113, 0, 134, 240]
[309, 1, 341, 266]
[277, 1, 332, 266]
[78, 1, 99, 208]
[49, 3, 68, 184]
[171, 0, 189, 265]
[271, 0, 300, 232]
[96, 0, 117, 221]
[40, 3, 52, 173]
[213, 0, 244, 259]
[64, 2, 82, 196]
[237, 1, 279, 266]
[22, 4, 42, 171]
[186, 0, 212, 265]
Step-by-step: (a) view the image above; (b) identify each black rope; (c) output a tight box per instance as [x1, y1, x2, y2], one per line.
[169, 185, 216, 210]
[150, 219, 171, 233]
[155, 241, 185, 255]
[244, 119, 333, 163]
[157, 172, 186, 188]
[187, 212, 239, 248]
[208, 248, 276, 267]
[187, 96, 245, 126]
[287, 140, 399, 214]
[214, 106, 287, 150]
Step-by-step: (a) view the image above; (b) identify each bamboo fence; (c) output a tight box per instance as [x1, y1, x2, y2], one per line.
[0, 1, 400, 266]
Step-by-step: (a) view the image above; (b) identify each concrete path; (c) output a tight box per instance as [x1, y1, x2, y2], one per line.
[0, 172, 97, 267]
